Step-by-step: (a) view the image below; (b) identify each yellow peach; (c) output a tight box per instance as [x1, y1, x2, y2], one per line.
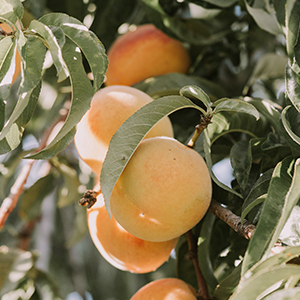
[74, 85, 173, 175]
[110, 136, 212, 242]
[105, 24, 191, 86]
[0, 22, 21, 84]
[87, 193, 178, 273]
[130, 278, 197, 300]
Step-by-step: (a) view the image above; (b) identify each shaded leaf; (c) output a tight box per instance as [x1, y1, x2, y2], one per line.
[0, 81, 41, 154]
[242, 157, 300, 274]
[19, 173, 55, 221]
[180, 85, 212, 110]
[0, 36, 14, 84]
[100, 95, 201, 215]
[28, 37, 94, 159]
[191, 0, 237, 8]
[286, 65, 300, 113]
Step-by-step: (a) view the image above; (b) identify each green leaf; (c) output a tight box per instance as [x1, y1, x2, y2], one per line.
[18, 35, 47, 94]
[0, 81, 41, 154]
[213, 98, 260, 121]
[198, 212, 218, 295]
[28, 20, 68, 81]
[39, 12, 108, 92]
[280, 105, 300, 153]
[180, 85, 212, 110]
[286, 65, 300, 113]
[230, 265, 300, 300]
[0, 36, 14, 84]
[19, 173, 55, 221]
[100, 95, 201, 215]
[0, 246, 33, 296]
[230, 140, 252, 190]
[28, 37, 94, 159]
[242, 157, 300, 274]
[0, 0, 24, 24]
[263, 288, 300, 300]
[191, 0, 238, 7]
[244, 0, 281, 36]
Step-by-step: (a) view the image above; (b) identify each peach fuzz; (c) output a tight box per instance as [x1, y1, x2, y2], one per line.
[130, 278, 197, 300]
[110, 136, 212, 242]
[74, 85, 173, 175]
[0, 22, 21, 84]
[105, 24, 191, 86]
[87, 193, 178, 273]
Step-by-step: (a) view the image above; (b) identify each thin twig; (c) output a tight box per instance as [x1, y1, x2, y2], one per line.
[0, 111, 67, 231]
[209, 199, 256, 240]
[186, 230, 211, 300]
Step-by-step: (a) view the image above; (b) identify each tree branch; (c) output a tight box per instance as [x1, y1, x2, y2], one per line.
[209, 199, 256, 240]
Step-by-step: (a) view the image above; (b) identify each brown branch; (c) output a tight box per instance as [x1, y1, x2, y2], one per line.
[209, 199, 256, 240]
[186, 230, 211, 300]
[0, 111, 68, 231]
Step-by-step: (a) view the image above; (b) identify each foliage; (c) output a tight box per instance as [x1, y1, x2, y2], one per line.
[0, 0, 300, 299]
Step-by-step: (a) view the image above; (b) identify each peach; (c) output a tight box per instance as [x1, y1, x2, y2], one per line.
[105, 24, 191, 86]
[87, 192, 178, 273]
[110, 136, 212, 242]
[74, 85, 173, 175]
[0, 22, 21, 84]
[130, 278, 197, 300]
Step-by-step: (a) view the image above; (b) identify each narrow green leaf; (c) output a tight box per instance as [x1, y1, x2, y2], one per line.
[198, 212, 218, 295]
[39, 12, 108, 92]
[280, 105, 300, 152]
[230, 265, 300, 300]
[192, 0, 237, 7]
[286, 65, 300, 113]
[0, 99, 4, 131]
[0, 247, 33, 296]
[0, 81, 41, 154]
[214, 98, 260, 121]
[19, 173, 55, 221]
[100, 95, 201, 215]
[180, 85, 212, 109]
[27, 37, 94, 159]
[18, 36, 47, 94]
[242, 157, 300, 274]
[0, 0, 23, 24]
[0, 36, 14, 83]
[263, 288, 300, 300]
[230, 140, 252, 190]
[28, 20, 68, 81]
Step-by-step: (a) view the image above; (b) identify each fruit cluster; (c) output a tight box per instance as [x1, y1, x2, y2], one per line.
[75, 24, 212, 299]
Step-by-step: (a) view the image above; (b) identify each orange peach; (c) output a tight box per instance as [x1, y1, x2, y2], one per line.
[0, 22, 21, 84]
[130, 278, 197, 300]
[74, 85, 173, 175]
[87, 193, 178, 273]
[105, 24, 191, 86]
[110, 136, 212, 242]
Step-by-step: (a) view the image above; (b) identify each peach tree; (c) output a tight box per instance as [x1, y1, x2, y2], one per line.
[0, 0, 300, 299]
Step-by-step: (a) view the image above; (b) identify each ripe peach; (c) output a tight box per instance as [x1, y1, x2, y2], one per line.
[105, 24, 191, 86]
[74, 85, 173, 175]
[110, 136, 212, 242]
[0, 23, 21, 84]
[87, 192, 178, 273]
[130, 278, 197, 300]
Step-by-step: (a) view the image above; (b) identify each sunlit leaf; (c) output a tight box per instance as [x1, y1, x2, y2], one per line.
[285, 65, 300, 113]
[0, 0, 24, 24]
[28, 20, 68, 81]
[0, 36, 14, 83]
[230, 265, 300, 300]
[100, 95, 201, 215]
[242, 157, 300, 274]
[18, 35, 47, 94]
[28, 37, 94, 159]
[0, 246, 33, 296]
[0, 81, 41, 154]
[263, 288, 300, 300]
[39, 12, 108, 92]
[180, 85, 212, 109]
